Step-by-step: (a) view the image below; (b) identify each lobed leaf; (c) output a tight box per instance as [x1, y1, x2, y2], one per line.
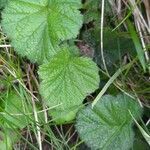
[1, 0, 83, 63]
[38, 45, 100, 123]
[76, 94, 142, 150]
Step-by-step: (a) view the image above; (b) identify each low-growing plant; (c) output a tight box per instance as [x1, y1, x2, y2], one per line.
[1, 0, 100, 123]
[0, 0, 149, 149]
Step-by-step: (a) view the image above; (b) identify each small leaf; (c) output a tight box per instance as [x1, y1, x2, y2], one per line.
[39, 45, 100, 123]
[0, 91, 31, 129]
[83, 0, 100, 23]
[0, 130, 19, 150]
[83, 0, 111, 24]
[76, 94, 142, 150]
[1, 0, 83, 63]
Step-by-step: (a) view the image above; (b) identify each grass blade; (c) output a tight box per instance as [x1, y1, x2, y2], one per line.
[129, 111, 150, 146]
[127, 20, 146, 72]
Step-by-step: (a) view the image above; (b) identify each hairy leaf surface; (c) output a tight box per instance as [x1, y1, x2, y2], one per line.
[1, 0, 83, 63]
[39, 46, 100, 123]
[76, 94, 142, 150]
[0, 0, 7, 9]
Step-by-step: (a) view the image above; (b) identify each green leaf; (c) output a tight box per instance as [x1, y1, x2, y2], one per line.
[0, 91, 31, 129]
[83, 0, 111, 24]
[0, 130, 19, 150]
[83, 0, 100, 23]
[39, 45, 100, 123]
[0, 131, 12, 150]
[0, 0, 7, 9]
[76, 94, 142, 150]
[49, 104, 84, 124]
[1, 0, 83, 63]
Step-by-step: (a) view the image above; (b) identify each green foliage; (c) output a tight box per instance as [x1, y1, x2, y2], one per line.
[83, 0, 111, 24]
[0, 0, 7, 9]
[0, 0, 148, 149]
[76, 94, 142, 150]
[39, 45, 100, 123]
[1, 0, 100, 124]
[0, 130, 19, 150]
[82, 27, 136, 72]
[0, 91, 31, 129]
[130, 111, 150, 146]
[133, 130, 150, 150]
[0, 131, 12, 150]
[127, 20, 146, 71]
[1, 0, 83, 63]
[133, 139, 150, 150]
[83, 0, 100, 23]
